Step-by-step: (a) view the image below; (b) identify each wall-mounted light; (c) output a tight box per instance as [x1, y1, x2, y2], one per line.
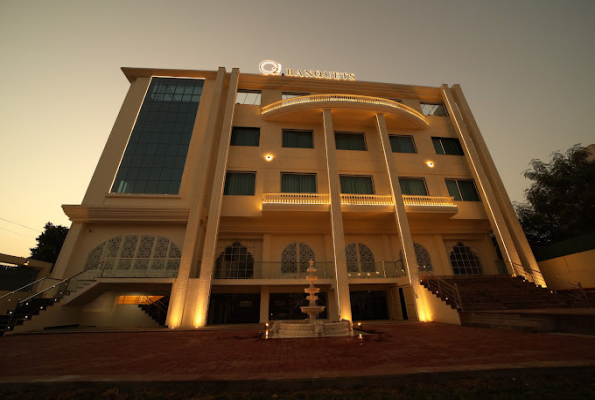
[265, 155, 273, 161]
[426, 161, 434, 168]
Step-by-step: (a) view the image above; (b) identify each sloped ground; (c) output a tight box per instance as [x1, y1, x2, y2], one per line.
[0, 322, 594, 397]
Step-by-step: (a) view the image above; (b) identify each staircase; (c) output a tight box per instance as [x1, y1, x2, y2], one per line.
[0, 271, 97, 336]
[138, 296, 170, 326]
[421, 275, 594, 334]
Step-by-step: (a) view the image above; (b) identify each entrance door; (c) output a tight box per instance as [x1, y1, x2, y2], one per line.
[350, 290, 389, 320]
[207, 293, 260, 325]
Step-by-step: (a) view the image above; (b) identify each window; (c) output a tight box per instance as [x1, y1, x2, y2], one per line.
[281, 242, 315, 273]
[399, 178, 428, 196]
[448, 241, 483, 275]
[111, 77, 204, 194]
[230, 127, 260, 147]
[224, 172, 256, 195]
[335, 132, 367, 151]
[282, 129, 314, 148]
[389, 135, 416, 153]
[446, 179, 480, 201]
[215, 241, 254, 279]
[282, 92, 309, 100]
[421, 103, 449, 116]
[432, 137, 464, 155]
[236, 90, 261, 105]
[340, 176, 374, 194]
[345, 242, 375, 273]
[281, 173, 316, 193]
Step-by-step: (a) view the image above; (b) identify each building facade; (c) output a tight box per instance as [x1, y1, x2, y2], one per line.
[44, 66, 543, 330]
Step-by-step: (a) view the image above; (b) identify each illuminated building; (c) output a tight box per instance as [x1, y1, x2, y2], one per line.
[6, 64, 544, 331]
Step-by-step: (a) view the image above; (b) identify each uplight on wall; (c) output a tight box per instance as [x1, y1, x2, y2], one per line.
[426, 161, 434, 168]
[265, 155, 273, 161]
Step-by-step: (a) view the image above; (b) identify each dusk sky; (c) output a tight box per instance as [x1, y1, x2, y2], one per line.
[1, 0, 593, 258]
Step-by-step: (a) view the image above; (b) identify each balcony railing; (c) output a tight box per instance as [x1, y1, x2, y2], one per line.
[402, 195, 456, 207]
[262, 193, 329, 204]
[346, 261, 406, 279]
[212, 261, 406, 280]
[263, 193, 456, 208]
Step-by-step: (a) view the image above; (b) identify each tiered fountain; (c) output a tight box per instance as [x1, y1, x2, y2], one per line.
[271, 260, 352, 338]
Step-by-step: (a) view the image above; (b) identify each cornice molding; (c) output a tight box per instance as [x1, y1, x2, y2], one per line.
[62, 205, 189, 223]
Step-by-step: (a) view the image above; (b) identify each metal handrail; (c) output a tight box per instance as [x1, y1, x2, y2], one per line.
[550, 277, 592, 307]
[419, 267, 463, 311]
[0, 277, 60, 301]
[18, 269, 92, 304]
[510, 261, 545, 285]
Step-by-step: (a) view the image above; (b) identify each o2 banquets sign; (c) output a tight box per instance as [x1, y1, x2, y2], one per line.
[259, 60, 356, 81]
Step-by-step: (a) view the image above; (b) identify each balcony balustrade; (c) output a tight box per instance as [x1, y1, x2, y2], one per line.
[212, 261, 406, 280]
[262, 193, 456, 208]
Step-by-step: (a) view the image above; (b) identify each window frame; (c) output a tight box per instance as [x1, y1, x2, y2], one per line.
[280, 173, 317, 194]
[230, 126, 260, 147]
[432, 137, 465, 156]
[339, 175, 375, 195]
[235, 89, 262, 105]
[445, 179, 481, 202]
[282, 129, 314, 149]
[389, 135, 417, 154]
[334, 131, 367, 151]
[420, 102, 449, 117]
[223, 171, 256, 196]
[398, 177, 429, 196]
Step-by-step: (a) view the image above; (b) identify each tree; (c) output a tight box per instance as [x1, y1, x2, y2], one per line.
[515, 144, 595, 248]
[29, 222, 69, 264]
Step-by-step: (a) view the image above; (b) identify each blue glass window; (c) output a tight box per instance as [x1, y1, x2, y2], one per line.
[111, 78, 204, 194]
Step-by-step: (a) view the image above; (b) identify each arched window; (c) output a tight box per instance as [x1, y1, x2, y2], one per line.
[345, 242, 375, 273]
[281, 242, 315, 273]
[83, 235, 181, 277]
[449, 241, 482, 275]
[215, 241, 254, 279]
[414, 243, 433, 272]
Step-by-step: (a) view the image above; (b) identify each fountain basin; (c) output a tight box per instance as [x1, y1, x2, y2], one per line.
[271, 319, 353, 338]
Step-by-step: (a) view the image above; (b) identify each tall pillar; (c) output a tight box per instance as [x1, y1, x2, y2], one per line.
[440, 85, 526, 280]
[375, 114, 427, 321]
[192, 68, 240, 328]
[322, 109, 352, 322]
[450, 85, 544, 285]
[51, 222, 85, 279]
[165, 67, 227, 328]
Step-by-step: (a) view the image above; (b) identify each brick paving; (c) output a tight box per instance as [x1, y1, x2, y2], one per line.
[0, 322, 594, 383]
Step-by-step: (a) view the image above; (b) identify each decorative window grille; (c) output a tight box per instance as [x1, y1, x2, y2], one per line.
[414, 243, 433, 272]
[345, 242, 375, 273]
[83, 235, 182, 276]
[281, 242, 315, 273]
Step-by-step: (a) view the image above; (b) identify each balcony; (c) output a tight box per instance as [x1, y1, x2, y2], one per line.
[211, 261, 406, 282]
[260, 94, 428, 129]
[262, 193, 457, 215]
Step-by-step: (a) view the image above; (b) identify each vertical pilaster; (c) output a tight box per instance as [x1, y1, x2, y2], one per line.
[450, 85, 544, 285]
[192, 68, 240, 328]
[440, 85, 526, 279]
[375, 114, 426, 321]
[322, 109, 352, 322]
[166, 67, 227, 328]
[51, 222, 85, 279]
[259, 286, 270, 323]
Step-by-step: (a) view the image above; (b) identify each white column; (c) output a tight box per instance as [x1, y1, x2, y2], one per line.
[50, 222, 85, 279]
[166, 67, 228, 328]
[192, 68, 240, 328]
[322, 109, 352, 322]
[440, 85, 525, 280]
[376, 114, 427, 321]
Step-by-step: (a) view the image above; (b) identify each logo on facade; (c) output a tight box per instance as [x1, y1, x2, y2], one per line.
[259, 60, 355, 81]
[259, 60, 282, 76]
